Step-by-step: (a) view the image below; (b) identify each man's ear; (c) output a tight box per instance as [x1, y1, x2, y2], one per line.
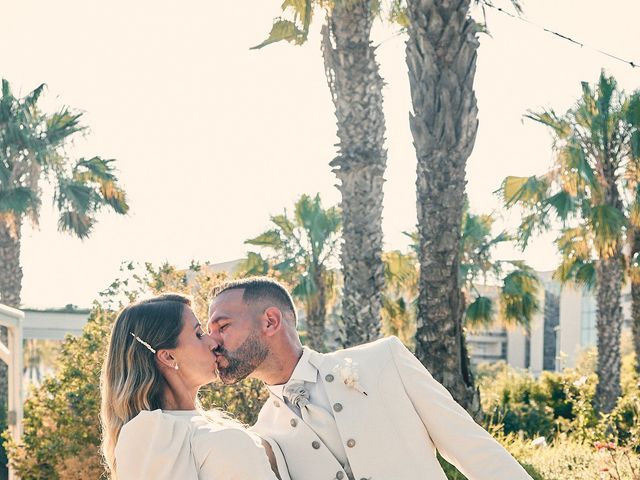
[263, 306, 283, 337]
[156, 348, 176, 370]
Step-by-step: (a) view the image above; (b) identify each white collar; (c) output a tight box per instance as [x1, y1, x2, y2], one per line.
[267, 347, 318, 400]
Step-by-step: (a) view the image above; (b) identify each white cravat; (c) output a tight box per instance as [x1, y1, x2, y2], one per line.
[283, 381, 354, 480]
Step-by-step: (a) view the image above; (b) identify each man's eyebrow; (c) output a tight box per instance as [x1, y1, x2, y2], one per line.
[209, 315, 230, 323]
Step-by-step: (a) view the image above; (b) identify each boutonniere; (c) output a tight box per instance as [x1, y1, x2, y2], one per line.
[333, 358, 368, 396]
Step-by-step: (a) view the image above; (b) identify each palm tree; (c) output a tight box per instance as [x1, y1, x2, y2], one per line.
[380, 250, 418, 347]
[254, 1, 387, 346]
[383, 208, 540, 383]
[240, 193, 341, 351]
[499, 72, 640, 412]
[0, 79, 129, 409]
[405, 0, 478, 414]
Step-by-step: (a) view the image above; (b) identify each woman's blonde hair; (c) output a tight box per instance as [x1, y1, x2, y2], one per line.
[100, 293, 191, 478]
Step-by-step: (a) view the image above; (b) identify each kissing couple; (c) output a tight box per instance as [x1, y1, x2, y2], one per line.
[101, 277, 532, 479]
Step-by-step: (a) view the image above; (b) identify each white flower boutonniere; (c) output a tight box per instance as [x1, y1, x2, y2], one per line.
[333, 358, 367, 396]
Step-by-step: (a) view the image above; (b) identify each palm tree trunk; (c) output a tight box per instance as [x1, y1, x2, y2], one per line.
[629, 227, 640, 375]
[405, 0, 481, 417]
[0, 216, 22, 419]
[595, 255, 623, 413]
[0, 217, 22, 308]
[543, 291, 560, 371]
[320, 1, 386, 347]
[305, 269, 327, 352]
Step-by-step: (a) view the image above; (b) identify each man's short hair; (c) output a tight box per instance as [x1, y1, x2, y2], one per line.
[211, 276, 298, 325]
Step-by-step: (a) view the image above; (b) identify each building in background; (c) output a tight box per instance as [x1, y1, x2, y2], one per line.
[467, 271, 632, 374]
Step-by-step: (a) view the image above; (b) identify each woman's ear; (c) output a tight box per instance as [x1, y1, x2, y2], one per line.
[156, 349, 176, 370]
[263, 306, 283, 337]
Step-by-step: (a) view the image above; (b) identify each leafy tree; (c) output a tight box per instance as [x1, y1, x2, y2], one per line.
[0, 79, 129, 470]
[403, 0, 522, 416]
[240, 193, 341, 351]
[381, 207, 540, 359]
[457, 211, 540, 332]
[406, 207, 540, 328]
[499, 71, 640, 412]
[5, 262, 271, 479]
[380, 249, 418, 348]
[255, 1, 389, 346]
[0, 79, 129, 308]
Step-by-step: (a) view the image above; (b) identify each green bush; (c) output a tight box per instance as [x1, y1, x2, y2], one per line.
[3, 263, 270, 479]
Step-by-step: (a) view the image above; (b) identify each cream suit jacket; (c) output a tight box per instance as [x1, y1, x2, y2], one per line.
[252, 336, 532, 480]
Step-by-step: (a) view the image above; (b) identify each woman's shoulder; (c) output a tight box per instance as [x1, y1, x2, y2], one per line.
[115, 410, 198, 479]
[119, 409, 194, 442]
[190, 415, 263, 451]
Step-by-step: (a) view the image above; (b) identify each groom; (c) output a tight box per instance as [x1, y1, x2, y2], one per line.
[208, 277, 532, 480]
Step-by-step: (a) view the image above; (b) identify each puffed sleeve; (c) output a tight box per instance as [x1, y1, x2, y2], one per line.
[115, 409, 198, 480]
[192, 426, 280, 480]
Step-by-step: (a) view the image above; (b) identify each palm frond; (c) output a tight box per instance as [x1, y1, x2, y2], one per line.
[57, 210, 94, 239]
[0, 187, 39, 215]
[499, 269, 541, 327]
[465, 295, 494, 328]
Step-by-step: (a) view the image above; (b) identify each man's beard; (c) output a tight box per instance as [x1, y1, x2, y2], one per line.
[215, 330, 268, 384]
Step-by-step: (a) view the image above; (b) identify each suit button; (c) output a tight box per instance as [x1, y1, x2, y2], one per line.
[273, 400, 281, 407]
[290, 418, 297, 427]
[333, 403, 343, 412]
[325, 373, 335, 382]
[346, 438, 356, 448]
[336, 472, 344, 479]
[311, 441, 321, 449]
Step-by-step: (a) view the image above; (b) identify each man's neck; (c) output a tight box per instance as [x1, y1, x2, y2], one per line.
[259, 345, 304, 386]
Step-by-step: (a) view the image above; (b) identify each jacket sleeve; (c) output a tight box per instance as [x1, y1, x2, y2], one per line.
[387, 336, 532, 480]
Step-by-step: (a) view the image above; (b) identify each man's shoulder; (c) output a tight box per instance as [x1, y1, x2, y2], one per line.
[323, 335, 405, 360]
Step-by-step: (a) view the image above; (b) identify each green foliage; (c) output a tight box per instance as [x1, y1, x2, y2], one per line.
[4, 307, 112, 479]
[240, 193, 341, 349]
[0, 79, 129, 236]
[477, 353, 640, 448]
[252, 0, 314, 49]
[501, 71, 640, 267]
[4, 262, 270, 479]
[380, 250, 418, 347]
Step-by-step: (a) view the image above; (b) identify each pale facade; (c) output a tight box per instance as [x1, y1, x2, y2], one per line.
[467, 271, 633, 373]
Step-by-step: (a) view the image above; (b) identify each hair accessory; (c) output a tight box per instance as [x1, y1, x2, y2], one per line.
[129, 332, 156, 354]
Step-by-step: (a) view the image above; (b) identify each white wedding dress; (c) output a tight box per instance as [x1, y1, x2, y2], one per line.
[115, 409, 285, 479]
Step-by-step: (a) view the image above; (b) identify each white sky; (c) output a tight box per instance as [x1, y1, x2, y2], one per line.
[2, 0, 638, 308]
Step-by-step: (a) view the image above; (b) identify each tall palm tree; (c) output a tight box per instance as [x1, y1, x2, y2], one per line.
[499, 72, 640, 412]
[403, 0, 524, 415]
[0, 79, 129, 408]
[241, 193, 341, 351]
[404, 0, 478, 415]
[254, 1, 387, 346]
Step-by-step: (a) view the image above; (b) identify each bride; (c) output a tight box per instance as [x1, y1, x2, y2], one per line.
[100, 293, 288, 479]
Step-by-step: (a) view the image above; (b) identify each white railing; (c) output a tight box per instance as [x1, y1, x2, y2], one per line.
[0, 303, 24, 480]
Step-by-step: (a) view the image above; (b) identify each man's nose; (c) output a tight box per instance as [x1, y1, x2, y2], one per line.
[207, 323, 223, 344]
[207, 333, 221, 351]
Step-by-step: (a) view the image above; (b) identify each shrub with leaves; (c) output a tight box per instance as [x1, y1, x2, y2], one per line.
[4, 262, 270, 479]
